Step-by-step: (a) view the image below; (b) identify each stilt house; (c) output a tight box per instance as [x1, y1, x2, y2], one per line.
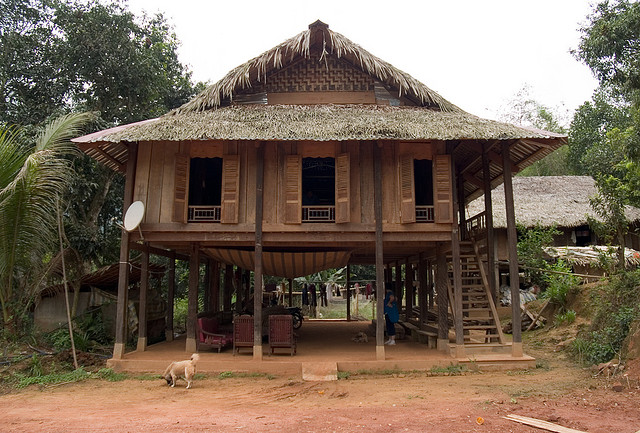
[74, 21, 566, 361]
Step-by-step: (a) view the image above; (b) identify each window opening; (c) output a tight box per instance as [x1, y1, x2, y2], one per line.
[188, 157, 222, 222]
[414, 159, 434, 222]
[302, 157, 335, 222]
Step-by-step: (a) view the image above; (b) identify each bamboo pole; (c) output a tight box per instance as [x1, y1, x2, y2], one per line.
[57, 196, 78, 370]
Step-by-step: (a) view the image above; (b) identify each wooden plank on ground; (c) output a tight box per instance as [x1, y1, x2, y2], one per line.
[503, 414, 587, 433]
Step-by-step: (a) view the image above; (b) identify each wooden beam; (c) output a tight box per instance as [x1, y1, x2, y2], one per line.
[346, 264, 351, 321]
[502, 141, 522, 352]
[404, 259, 414, 320]
[165, 250, 176, 342]
[253, 143, 265, 360]
[462, 172, 484, 189]
[136, 243, 149, 352]
[95, 146, 125, 172]
[418, 255, 427, 328]
[374, 142, 385, 360]
[482, 147, 497, 301]
[186, 243, 199, 353]
[113, 142, 137, 360]
[435, 242, 449, 350]
[450, 149, 464, 354]
[130, 243, 189, 262]
[504, 414, 587, 433]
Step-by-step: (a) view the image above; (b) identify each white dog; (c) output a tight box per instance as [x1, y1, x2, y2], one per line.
[162, 353, 200, 389]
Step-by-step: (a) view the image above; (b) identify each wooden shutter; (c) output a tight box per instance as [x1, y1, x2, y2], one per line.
[335, 153, 350, 223]
[285, 154, 302, 224]
[399, 155, 416, 224]
[221, 155, 240, 224]
[433, 154, 453, 223]
[172, 153, 189, 223]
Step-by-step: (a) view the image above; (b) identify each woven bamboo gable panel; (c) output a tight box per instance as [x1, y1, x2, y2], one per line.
[235, 53, 379, 105]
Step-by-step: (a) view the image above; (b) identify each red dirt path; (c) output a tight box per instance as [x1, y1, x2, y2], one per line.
[2, 359, 639, 433]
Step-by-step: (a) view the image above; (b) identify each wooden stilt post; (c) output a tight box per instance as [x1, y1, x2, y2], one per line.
[253, 143, 265, 361]
[288, 278, 293, 307]
[502, 141, 523, 357]
[136, 243, 149, 352]
[482, 145, 497, 301]
[436, 242, 449, 353]
[418, 255, 427, 328]
[405, 258, 413, 321]
[224, 264, 233, 311]
[450, 149, 465, 358]
[427, 259, 434, 311]
[395, 262, 402, 316]
[165, 251, 176, 342]
[113, 142, 137, 360]
[374, 142, 385, 360]
[346, 265, 351, 321]
[210, 260, 220, 313]
[186, 244, 199, 353]
[203, 260, 211, 314]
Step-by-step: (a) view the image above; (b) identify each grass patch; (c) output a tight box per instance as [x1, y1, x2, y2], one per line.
[428, 363, 467, 375]
[94, 368, 127, 382]
[337, 371, 350, 380]
[13, 367, 90, 389]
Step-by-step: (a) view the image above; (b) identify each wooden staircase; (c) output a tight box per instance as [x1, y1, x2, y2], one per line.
[447, 239, 505, 344]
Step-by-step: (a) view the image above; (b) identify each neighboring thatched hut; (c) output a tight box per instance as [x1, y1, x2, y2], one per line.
[467, 175, 640, 265]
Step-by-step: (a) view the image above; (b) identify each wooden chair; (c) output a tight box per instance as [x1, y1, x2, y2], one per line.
[197, 317, 232, 353]
[233, 315, 254, 355]
[268, 314, 296, 356]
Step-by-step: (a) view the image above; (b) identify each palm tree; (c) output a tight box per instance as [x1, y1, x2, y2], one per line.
[0, 112, 94, 331]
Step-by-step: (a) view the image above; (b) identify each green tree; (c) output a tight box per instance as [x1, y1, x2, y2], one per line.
[0, 112, 93, 332]
[1, 0, 204, 268]
[498, 86, 571, 176]
[572, 0, 640, 264]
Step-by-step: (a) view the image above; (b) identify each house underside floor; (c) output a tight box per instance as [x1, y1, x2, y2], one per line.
[107, 321, 535, 378]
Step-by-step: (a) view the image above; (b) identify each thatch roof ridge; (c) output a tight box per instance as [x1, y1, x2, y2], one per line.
[173, 21, 463, 114]
[467, 175, 640, 228]
[88, 104, 564, 143]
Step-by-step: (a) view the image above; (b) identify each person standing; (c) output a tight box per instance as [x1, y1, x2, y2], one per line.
[319, 283, 328, 307]
[365, 282, 372, 300]
[384, 285, 399, 345]
[302, 283, 309, 306]
[309, 283, 317, 307]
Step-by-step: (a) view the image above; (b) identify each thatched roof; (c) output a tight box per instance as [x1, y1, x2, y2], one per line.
[175, 20, 461, 114]
[467, 176, 640, 228]
[73, 20, 567, 205]
[77, 104, 565, 144]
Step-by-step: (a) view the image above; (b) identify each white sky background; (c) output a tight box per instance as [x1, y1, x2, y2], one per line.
[126, 0, 599, 122]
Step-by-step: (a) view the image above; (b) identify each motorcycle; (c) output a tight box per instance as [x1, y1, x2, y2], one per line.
[287, 306, 303, 329]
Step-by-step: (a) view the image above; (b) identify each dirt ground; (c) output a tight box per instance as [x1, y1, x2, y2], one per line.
[1, 348, 639, 433]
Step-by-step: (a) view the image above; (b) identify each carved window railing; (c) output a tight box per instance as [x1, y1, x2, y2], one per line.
[188, 205, 221, 222]
[415, 205, 435, 223]
[302, 206, 335, 222]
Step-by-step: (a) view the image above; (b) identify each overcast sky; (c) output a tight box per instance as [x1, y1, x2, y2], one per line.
[126, 0, 599, 121]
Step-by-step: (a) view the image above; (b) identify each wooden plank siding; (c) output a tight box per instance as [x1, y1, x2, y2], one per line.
[132, 139, 454, 250]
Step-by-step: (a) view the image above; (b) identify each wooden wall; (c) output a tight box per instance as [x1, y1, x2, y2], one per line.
[133, 139, 450, 230]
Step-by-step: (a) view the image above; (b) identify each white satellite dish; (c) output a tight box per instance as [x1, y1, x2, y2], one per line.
[123, 201, 145, 238]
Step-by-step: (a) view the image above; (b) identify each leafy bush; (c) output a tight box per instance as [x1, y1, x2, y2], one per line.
[173, 295, 204, 334]
[541, 260, 581, 310]
[517, 223, 560, 288]
[572, 270, 640, 365]
[45, 309, 111, 352]
[554, 310, 576, 326]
